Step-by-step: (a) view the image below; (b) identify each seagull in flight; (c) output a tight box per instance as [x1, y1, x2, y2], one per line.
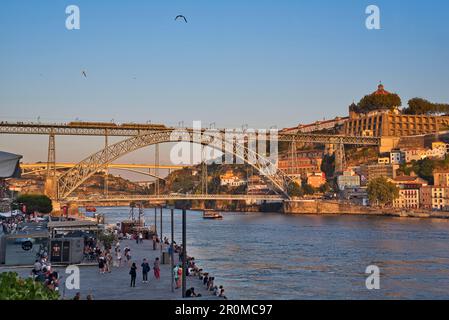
[81, 70, 87, 78]
[175, 15, 187, 23]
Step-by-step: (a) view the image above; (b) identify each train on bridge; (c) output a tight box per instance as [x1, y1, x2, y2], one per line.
[67, 121, 167, 130]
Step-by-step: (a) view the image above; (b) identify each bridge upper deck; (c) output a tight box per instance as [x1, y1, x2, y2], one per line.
[0, 122, 380, 145]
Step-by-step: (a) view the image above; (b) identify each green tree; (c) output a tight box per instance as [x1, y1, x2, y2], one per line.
[14, 194, 52, 214]
[403, 97, 449, 115]
[319, 182, 331, 194]
[0, 272, 59, 300]
[355, 92, 402, 113]
[302, 183, 315, 195]
[287, 182, 303, 197]
[411, 158, 435, 184]
[367, 177, 399, 207]
[97, 231, 116, 250]
[321, 154, 335, 179]
[397, 163, 412, 176]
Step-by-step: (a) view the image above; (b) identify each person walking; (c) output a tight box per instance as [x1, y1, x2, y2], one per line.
[124, 247, 132, 266]
[176, 265, 182, 288]
[129, 262, 137, 287]
[153, 257, 161, 280]
[105, 251, 112, 273]
[139, 232, 143, 244]
[152, 235, 157, 250]
[173, 265, 180, 289]
[141, 259, 150, 283]
[116, 249, 122, 267]
[98, 256, 105, 274]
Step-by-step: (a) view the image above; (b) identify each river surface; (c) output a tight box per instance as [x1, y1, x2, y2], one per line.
[89, 207, 449, 300]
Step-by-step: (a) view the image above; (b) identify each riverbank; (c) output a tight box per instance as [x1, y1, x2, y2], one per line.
[0, 239, 225, 300]
[47, 207, 449, 299]
[283, 200, 449, 220]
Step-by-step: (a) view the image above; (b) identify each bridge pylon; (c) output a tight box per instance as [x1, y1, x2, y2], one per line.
[44, 132, 57, 199]
[334, 141, 346, 174]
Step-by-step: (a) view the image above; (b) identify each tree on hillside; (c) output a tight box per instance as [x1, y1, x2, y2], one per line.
[351, 93, 402, 113]
[397, 163, 413, 176]
[302, 183, 315, 195]
[321, 154, 335, 179]
[287, 182, 303, 198]
[411, 158, 435, 184]
[14, 194, 52, 214]
[319, 182, 331, 194]
[403, 97, 449, 115]
[367, 177, 399, 207]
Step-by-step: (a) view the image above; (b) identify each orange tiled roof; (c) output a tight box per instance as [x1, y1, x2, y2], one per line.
[372, 83, 391, 96]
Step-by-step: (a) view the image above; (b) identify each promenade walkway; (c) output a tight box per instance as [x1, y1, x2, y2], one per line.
[0, 239, 220, 300]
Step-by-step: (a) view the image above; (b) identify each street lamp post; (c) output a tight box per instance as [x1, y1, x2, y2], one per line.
[171, 207, 174, 293]
[154, 207, 157, 250]
[181, 208, 187, 298]
[160, 206, 163, 253]
[154, 207, 157, 232]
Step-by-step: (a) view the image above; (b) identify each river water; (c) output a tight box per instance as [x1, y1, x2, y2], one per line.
[91, 207, 449, 300]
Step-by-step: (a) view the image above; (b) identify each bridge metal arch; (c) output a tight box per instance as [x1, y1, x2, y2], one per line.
[110, 167, 166, 181]
[57, 130, 293, 200]
[21, 165, 165, 180]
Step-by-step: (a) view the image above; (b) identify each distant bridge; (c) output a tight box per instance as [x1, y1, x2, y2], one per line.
[21, 163, 184, 170]
[71, 194, 285, 203]
[20, 162, 184, 180]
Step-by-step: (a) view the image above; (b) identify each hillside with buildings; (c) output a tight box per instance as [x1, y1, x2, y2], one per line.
[277, 83, 449, 212]
[7, 171, 148, 198]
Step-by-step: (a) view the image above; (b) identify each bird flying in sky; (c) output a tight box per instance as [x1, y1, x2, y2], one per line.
[175, 15, 187, 23]
[81, 70, 87, 78]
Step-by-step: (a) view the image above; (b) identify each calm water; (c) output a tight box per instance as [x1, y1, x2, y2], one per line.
[91, 207, 449, 300]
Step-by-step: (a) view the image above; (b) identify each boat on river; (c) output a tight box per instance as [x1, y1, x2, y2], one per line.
[202, 210, 223, 220]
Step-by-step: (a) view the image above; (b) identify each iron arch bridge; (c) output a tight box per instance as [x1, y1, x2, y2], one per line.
[21, 163, 167, 181]
[56, 130, 293, 200]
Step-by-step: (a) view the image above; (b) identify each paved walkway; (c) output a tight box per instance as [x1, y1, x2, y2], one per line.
[0, 240, 221, 300]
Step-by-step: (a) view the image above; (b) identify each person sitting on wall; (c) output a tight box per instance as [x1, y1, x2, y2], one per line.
[31, 259, 42, 276]
[185, 287, 201, 298]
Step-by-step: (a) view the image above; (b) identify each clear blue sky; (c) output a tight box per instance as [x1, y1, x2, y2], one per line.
[1, 0, 449, 166]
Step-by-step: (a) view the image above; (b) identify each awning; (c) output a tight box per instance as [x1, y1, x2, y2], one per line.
[47, 220, 101, 232]
[0, 151, 23, 178]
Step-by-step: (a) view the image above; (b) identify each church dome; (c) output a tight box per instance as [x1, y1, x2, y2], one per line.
[372, 83, 391, 95]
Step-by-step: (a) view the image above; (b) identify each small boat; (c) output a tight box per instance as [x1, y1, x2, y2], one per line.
[203, 210, 223, 220]
[85, 206, 97, 212]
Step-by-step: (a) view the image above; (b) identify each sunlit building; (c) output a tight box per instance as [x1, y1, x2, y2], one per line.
[391, 176, 428, 209]
[343, 84, 449, 137]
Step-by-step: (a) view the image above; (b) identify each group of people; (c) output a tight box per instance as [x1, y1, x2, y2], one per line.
[128, 257, 161, 287]
[30, 257, 60, 292]
[0, 214, 23, 234]
[97, 249, 113, 274]
[73, 292, 94, 300]
[170, 246, 227, 299]
[83, 237, 100, 262]
[134, 232, 144, 244]
[200, 272, 226, 299]
[27, 230, 229, 298]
